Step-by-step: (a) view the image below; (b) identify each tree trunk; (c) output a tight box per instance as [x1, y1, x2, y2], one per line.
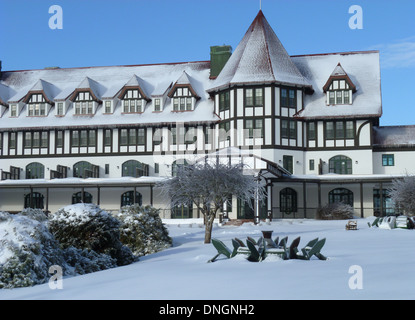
[204, 213, 216, 244]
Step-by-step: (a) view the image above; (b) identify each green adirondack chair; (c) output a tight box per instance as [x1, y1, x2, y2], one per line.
[208, 238, 238, 263]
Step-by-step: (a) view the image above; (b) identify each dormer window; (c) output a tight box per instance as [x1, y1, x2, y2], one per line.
[167, 71, 200, 112]
[10, 104, 18, 117]
[327, 80, 352, 105]
[154, 99, 161, 112]
[172, 87, 194, 112]
[122, 89, 146, 113]
[74, 91, 95, 115]
[323, 63, 356, 106]
[27, 94, 49, 116]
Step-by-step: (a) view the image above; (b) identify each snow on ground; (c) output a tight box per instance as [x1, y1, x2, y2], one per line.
[0, 217, 414, 300]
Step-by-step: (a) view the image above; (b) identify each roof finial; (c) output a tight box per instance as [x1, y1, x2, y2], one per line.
[260, 0, 262, 10]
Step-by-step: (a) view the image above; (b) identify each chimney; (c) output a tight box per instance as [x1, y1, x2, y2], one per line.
[210, 45, 232, 79]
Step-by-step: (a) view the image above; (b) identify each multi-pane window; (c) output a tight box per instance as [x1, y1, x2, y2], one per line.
[26, 162, 45, 179]
[280, 188, 297, 213]
[9, 132, 16, 150]
[10, 105, 17, 117]
[281, 88, 296, 108]
[219, 91, 230, 112]
[122, 160, 149, 177]
[308, 122, 316, 141]
[27, 94, 48, 116]
[104, 129, 112, 147]
[71, 130, 96, 147]
[283, 155, 293, 174]
[104, 101, 112, 113]
[171, 159, 188, 177]
[245, 119, 264, 138]
[327, 80, 352, 105]
[373, 189, 394, 216]
[219, 121, 231, 142]
[57, 102, 64, 116]
[24, 192, 44, 209]
[326, 121, 354, 140]
[120, 128, 145, 146]
[55, 130, 64, 148]
[244, 88, 263, 107]
[121, 191, 142, 207]
[24, 131, 48, 149]
[329, 155, 352, 175]
[329, 188, 354, 207]
[72, 191, 93, 204]
[172, 87, 194, 111]
[74, 91, 94, 115]
[73, 161, 99, 178]
[382, 154, 395, 166]
[154, 99, 161, 112]
[121, 88, 148, 113]
[281, 119, 297, 139]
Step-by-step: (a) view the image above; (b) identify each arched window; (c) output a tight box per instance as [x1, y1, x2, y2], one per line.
[121, 191, 142, 207]
[280, 188, 297, 213]
[24, 192, 44, 209]
[26, 162, 45, 179]
[73, 161, 99, 178]
[329, 188, 354, 207]
[329, 155, 352, 175]
[171, 159, 189, 177]
[122, 160, 149, 177]
[72, 191, 93, 204]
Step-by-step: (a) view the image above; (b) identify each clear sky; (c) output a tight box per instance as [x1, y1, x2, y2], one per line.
[1, 0, 415, 126]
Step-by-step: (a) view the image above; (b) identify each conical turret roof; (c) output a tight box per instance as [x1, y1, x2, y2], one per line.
[209, 10, 311, 91]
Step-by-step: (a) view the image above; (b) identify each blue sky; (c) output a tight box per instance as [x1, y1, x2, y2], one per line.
[1, 0, 415, 126]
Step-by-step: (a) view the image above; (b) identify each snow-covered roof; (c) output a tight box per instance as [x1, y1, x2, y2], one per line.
[0, 83, 12, 106]
[0, 176, 166, 188]
[373, 125, 415, 146]
[208, 10, 311, 92]
[22, 79, 59, 105]
[293, 51, 382, 120]
[0, 61, 219, 130]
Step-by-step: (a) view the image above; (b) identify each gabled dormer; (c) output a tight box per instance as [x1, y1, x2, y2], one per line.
[323, 63, 357, 106]
[69, 77, 102, 116]
[117, 75, 151, 114]
[151, 81, 172, 113]
[167, 71, 200, 112]
[21, 79, 57, 117]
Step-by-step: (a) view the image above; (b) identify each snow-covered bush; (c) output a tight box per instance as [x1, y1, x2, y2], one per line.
[0, 210, 73, 289]
[316, 202, 355, 220]
[116, 205, 172, 257]
[389, 175, 415, 216]
[62, 247, 117, 275]
[49, 204, 136, 266]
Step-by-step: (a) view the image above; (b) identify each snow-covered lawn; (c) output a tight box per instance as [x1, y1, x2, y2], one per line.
[0, 217, 414, 300]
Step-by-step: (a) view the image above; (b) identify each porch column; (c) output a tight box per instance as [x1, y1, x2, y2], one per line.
[266, 181, 272, 221]
[379, 182, 384, 216]
[150, 185, 153, 206]
[97, 186, 101, 206]
[303, 181, 307, 219]
[360, 181, 364, 218]
[45, 187, 49, 214]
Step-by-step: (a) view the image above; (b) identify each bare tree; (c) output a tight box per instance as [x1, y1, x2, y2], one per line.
[158, 159, 265, 243]
[389, 175, 415, 216]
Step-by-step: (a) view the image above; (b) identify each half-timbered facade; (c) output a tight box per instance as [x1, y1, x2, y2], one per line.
[0, 10, 413, 219]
